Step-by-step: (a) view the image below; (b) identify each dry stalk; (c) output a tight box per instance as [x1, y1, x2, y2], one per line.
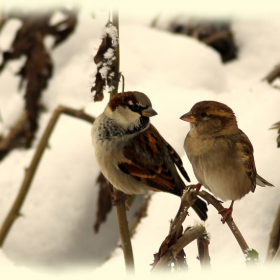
[197, 231, 211, 269]
[266, 205, 280, 262]
[152, 224, 206, 271]
[0, 105, 94, 247]
[152, 190, 207, 271]
[107, 10, 134, 273]
[262, 63, 280, 83]
[198, 190, 259, 265]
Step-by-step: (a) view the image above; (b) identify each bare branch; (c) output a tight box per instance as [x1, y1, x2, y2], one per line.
[104, 10, 134, 274]
[262, 63, 280, 83]
[152, 190, 204, 271]
[198, 190, 250, 253]
[266, 205, 280, 262]
[0, 105, 94, 247]
[197, 190, 259, 265]
[197, 231, 211, 269]
[152, 224, 206, 272]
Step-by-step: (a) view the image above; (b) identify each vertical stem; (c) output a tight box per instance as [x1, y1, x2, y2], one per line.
[110, 9, 135, 273]
[266, 205, 280, 262]
[197, 232, 211, 269]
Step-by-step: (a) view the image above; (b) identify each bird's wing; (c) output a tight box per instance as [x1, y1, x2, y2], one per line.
[236, 130, 257, 192]
[118, 124, 186, 195]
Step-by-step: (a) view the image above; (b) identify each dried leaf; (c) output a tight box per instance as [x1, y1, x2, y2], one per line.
[93, 172, 113, 233]
[50, 8, 78, 48]
[0, 8, 77, 159]
[91, 22, 120, 101]
[91, 72, 105, 102]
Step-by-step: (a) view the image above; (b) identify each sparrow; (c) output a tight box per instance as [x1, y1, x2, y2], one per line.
[180, 100, 274, 223]
[91, 91, 208, 221]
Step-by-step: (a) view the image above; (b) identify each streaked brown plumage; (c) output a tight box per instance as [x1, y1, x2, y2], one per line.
[180, 100, 274, 223]
[92, 91, 208, 220]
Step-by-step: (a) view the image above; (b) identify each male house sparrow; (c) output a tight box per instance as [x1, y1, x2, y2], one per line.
[91, 91, 208, 221]
[180, 100, 274, 223]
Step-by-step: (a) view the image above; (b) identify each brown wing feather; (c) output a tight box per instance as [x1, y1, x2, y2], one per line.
[236, 130, 257, 192]
[118, 124, 208, 221]
[165, 141, 190, 182]
[118, 124, 182, 195]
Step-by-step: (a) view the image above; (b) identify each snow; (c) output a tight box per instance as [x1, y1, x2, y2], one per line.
[104, 24, 119, 47]
[0, 1, 280, 279]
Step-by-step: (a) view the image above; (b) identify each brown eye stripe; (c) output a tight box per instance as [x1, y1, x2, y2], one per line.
[108, 92, 138, 111]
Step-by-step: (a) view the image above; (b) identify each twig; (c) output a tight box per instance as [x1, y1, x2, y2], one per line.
[262, 63, 280, 83]
[197, 231, 211, 269]
[170, 189, 197, 236]
[198, 190, 250, 254]
[152, 190, 204, 271]
[114, 188, 135, 272]
[109, 9, 135, 273]
[152, 224, 206, 271]
[266, 205, 280, 262]
[0, 105, 94, 247]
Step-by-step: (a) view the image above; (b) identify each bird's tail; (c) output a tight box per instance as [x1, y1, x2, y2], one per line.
[256, 174, 274, 187]
[192, 197, 208, 221]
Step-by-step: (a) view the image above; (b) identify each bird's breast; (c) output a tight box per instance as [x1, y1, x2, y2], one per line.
[185, 135, 252, 201]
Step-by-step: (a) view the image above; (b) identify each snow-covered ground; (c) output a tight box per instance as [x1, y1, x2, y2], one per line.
[0, 1, 280, 279]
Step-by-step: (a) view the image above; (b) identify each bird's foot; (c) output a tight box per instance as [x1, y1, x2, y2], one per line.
[219, 201, 234, 224]
[189, 183, 202, 195]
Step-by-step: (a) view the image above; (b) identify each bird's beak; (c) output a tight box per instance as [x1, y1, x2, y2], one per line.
[180, 112, 196, 123]
[142, 107, 158, 117]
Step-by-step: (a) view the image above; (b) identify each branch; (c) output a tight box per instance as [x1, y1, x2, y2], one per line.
[198, 190, 258, 265]
[262, 63, 280, 83]
[197, 231, 211, 269]
[152, 224, 206, 271]
[109, 9, 134, 273]
[0, 105, 94, 247]
[266, 205, 280, 262]
[152, 190, 204, 271]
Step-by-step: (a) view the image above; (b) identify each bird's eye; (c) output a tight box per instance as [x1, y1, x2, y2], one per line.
[129, 103, 140, 112]
[200, 112, 208, 118]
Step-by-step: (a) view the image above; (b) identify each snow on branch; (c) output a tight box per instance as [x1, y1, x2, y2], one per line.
[91, 21, 120, 101]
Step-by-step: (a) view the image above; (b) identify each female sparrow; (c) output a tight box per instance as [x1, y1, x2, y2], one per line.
[180, 100, 274, 223]
[91, 91, 208, 221]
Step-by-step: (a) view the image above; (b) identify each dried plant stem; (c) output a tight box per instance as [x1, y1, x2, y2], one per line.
[197, 231, 211, 269]
[0, 105, 94, 247]
[266, 205, 280, 262]
[114, 188, 135, 272]
[262, 63, 280, 83]
[152, 191, 207, 271]
[153, 224, 206, 271]
[108, 9, 135, 273]
[198, 191, 250, 254]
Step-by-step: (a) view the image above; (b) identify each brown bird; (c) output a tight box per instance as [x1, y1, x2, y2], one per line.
[180, 100, 274, 223]
[91, 91, 208, 220]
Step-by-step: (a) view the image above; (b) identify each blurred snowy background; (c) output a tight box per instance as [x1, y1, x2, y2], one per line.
[0, 0, 280, 279]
